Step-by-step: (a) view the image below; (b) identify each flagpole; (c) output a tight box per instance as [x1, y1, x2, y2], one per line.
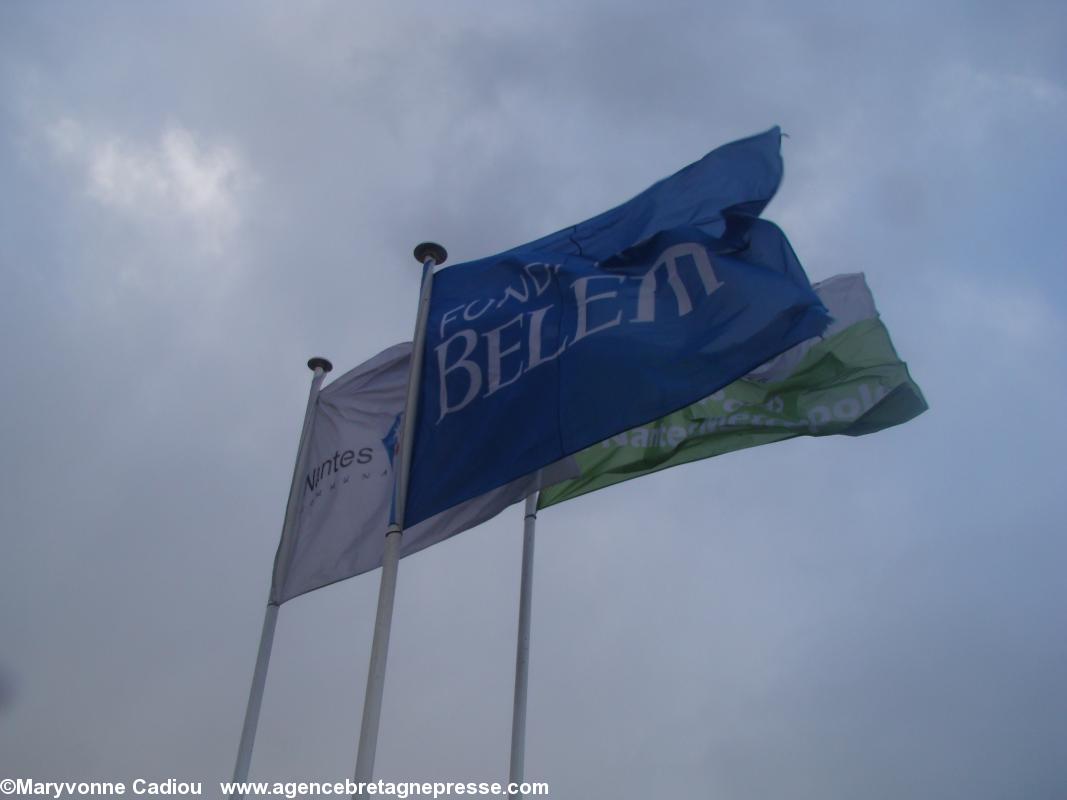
[354, 242, 446, 784]
[508, 492, 539, 799]
[230, 357, 333, 799]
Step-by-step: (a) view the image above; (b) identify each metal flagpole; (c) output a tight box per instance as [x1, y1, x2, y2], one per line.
[229, 356, 333, 799]
[508, 491, 539, 799]
[354, 242, 446, 783]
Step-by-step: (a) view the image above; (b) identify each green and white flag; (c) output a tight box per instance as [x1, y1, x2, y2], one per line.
[538, 272, 927, 508]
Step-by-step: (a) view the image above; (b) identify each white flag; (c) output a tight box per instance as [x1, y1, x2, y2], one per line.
[270, 343, 575, 605]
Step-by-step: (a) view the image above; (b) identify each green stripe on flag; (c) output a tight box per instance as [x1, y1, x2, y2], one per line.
[538, 276, 926, 509]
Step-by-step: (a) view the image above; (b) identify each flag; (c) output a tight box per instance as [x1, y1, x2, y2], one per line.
[538, 273, 928, 507]
[405, 128, 832, 526]
[269, 343, 576, 605]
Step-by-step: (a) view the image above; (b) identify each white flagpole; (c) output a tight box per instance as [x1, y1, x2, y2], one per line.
[229, 356, 332, 799]
[508, 492, 539, 799]
[354, 242, 446, 783]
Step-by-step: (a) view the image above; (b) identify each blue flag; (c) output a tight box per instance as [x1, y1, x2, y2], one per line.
[405, 129, 830, 525]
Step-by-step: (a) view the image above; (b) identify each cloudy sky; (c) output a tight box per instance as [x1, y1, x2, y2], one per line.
[2, 1, 1066, 797]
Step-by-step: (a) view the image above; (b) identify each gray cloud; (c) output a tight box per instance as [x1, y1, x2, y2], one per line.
[1, 1, 1065, 797]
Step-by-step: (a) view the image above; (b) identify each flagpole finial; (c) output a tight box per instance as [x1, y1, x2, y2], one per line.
[307, 357, 333, 373]
[414, 242, 447, 266]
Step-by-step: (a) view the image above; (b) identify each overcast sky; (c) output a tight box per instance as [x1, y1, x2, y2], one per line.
[2, 1, 1066, 798]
